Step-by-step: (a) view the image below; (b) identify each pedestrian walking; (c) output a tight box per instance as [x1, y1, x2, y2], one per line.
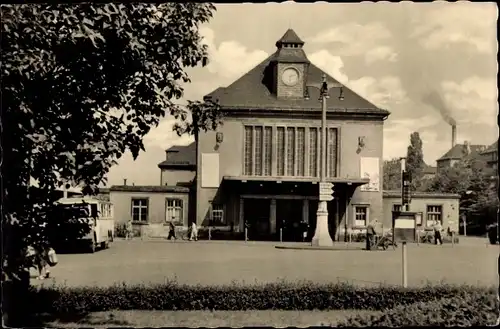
[189, 222, 198, 241]
[433, 221, 443, 245]
[125, 220, 133, 240]
[366, 219, 378, 251]
[34, 245, 58, 280]
[167, 222, 177, 240]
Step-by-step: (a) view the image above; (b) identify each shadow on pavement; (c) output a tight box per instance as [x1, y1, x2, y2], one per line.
[7, 312, 131, 327]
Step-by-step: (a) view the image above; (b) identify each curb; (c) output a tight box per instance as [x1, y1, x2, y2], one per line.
[275, 245, 366, 251]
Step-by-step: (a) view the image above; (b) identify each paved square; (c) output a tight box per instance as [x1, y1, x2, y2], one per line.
[34, 237, 498, 288]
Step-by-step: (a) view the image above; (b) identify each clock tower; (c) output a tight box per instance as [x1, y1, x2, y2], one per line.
[272, 29, 310, 99]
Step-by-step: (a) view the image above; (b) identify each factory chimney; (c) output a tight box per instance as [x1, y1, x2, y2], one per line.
[451, 125, 457, 148]
[123, 179, 127, 186]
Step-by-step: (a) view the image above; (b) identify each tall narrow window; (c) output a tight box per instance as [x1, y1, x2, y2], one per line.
[131, 198, 148, 222]
[254, 126, 263, 176]
[166, 199, 183, 225]
[426, 205, 442, 227]
[327, 128, 338, 177]
[263, 127, 272, 176]
[286, 127, 295, 176]
[277, 127, 285, 176]
[297, 128, 305, 176]
[244, 126, 253, 175]
[309, 128, 318, 177]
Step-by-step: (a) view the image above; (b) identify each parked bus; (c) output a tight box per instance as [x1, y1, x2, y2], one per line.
[55, 197, 115, 253]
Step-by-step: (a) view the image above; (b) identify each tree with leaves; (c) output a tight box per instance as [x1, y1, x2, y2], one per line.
[383, 158, 402, 190]
[426, 157, 498, 234]
[406, 132, 425, 191]
[1, 3, 221, 325]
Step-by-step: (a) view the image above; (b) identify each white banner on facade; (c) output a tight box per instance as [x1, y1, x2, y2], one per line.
[201, 153, 220, 188]
[360, 157, 380, 192]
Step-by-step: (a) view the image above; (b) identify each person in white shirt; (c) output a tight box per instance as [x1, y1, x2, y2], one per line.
[433, 221, 443, 245]
[189, 222, 198, 241]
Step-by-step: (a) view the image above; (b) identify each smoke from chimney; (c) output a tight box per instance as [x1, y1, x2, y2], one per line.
[422, 91, 457, 126]
[451, 125, 457, 148]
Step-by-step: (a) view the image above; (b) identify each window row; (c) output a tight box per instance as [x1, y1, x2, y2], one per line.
[244, 125, 338, 177]
[392, 204, 443, 226]
[131, 198, 185, 225]
[131, 198, 226, 226]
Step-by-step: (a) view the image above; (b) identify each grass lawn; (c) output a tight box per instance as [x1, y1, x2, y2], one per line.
[33, 236, 498, 288]
[43, 310, 381, 327]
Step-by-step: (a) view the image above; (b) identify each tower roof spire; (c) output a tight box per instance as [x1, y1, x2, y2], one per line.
[275, 29, 305, 48]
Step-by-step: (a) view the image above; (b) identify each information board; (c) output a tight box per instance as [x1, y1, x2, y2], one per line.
[392, 211, 417, 243]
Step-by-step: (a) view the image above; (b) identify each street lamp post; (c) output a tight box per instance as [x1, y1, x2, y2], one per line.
[305, 73, 344, 247]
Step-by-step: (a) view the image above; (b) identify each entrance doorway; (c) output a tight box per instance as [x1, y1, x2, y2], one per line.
[244, 199, 270, 241]
[276, 199, 304, 242]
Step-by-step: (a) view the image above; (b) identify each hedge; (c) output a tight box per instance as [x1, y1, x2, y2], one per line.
[21, 281, 496, 314]
[338, 293, 499, 327]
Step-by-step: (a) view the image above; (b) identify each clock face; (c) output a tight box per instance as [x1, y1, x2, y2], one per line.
[282, 68, 299, 86]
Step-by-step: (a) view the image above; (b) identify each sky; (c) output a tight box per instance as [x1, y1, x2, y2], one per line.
[105, 1, 498, 187]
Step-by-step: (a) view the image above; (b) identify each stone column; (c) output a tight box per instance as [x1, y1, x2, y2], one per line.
[270, 199, 277, 234]
[239, 198, 245, 232]
[302, 199, 309, 224]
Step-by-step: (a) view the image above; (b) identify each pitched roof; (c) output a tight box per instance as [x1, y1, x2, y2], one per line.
[276, 29, 304, 46]
[422, 165, 437, 175]
[204, 54, 389, 116]
[109, 185, 189, 193]
[437, 143, 487, 161]
[158, 142, 196, 169]
[480, 140, 498, 155]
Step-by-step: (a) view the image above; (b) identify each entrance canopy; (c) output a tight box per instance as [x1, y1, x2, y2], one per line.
[222, 175, 369, 198]
[223, 175, 369, 185]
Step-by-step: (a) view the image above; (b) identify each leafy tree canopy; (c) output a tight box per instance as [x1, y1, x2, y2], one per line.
[383, 158, 402, 191]
[1, 3, 219, 280]
[426, 158, 498, 227]
[406, 132, 425, 191]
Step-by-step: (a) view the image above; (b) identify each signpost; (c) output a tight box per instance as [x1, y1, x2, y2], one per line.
[393, 211, 417, 288]
[319, 182, 334, 202]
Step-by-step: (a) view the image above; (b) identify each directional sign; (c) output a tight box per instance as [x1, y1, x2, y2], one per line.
[319, 182, 334, 202]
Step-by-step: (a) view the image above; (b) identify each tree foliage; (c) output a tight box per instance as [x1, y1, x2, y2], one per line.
[1, 3, 218, 282]
[383, 158, 402, 191]
[406, 132, 425, 191]
[426, 158, 498, 229]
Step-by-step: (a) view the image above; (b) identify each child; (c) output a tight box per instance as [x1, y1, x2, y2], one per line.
[125, 220, 133, 240]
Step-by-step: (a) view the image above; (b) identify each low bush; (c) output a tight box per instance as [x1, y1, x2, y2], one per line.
[26, 281, 495, 314]
[339, 293, 499, 327]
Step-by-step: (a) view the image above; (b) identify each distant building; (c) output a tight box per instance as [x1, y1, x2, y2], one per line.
[436, 141, 487, 173]
[421, 165, 437, 180]
[480, 140, 498, 171]
[383, 190, 460, 234]
[158, 143, 196, 186]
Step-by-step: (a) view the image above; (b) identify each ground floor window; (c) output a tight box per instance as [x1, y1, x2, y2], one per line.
[426, 205, 442, 226]
[211, 204, 225, 225]
[131, 198, 148, 222]
[166, 199, 183, 225]
[354, 205, 369, 227]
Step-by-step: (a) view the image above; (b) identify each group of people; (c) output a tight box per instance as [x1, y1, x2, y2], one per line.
[365, 218, 449, 250]
[167, 222, 198, 241]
